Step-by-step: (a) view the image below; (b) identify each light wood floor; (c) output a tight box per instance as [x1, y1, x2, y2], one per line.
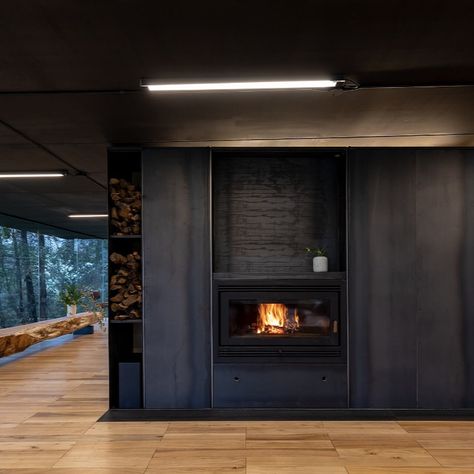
[0, 330, 473, 473]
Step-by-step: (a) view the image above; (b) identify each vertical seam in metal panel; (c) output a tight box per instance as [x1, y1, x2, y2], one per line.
[107, 149, 113, 408]
[415, 150, 420, 409]
[141, 149, 146, 408]
[209, 148, 214, 408]
[345, 147, 351, 408]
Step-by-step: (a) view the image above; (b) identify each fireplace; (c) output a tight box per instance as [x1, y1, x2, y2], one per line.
[212, 277, 347, 407]
[214, 278, 345, 361]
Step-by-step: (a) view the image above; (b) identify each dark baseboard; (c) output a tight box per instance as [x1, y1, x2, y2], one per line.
[99, 408, 474, 422]
[73, 325, 94, 335]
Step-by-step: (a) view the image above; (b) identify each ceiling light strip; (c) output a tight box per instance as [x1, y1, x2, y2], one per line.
[0, 171, 67, 178]
[143, 79, 340, 92]
[68, 214, 108, 218]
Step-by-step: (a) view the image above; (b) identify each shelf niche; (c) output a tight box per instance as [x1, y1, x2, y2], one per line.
[212, 150, 346, 275]
[107, 147, 143, 409]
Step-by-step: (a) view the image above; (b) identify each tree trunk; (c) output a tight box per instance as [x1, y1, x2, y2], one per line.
[38, 233, 47, 320]
[12, 231, 25, 321]
[20, 230, 37, 323]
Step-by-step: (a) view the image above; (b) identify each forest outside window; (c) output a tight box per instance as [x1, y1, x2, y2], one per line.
[0, 224, 108, 329]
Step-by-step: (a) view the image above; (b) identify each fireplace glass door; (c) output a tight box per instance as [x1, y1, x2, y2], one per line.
[220, 291, 340, 347]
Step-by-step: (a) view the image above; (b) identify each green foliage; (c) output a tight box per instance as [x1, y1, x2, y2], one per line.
[305, 246, 328, 257]
[59, 283, 84, 306]
[0, 225, 108, 329]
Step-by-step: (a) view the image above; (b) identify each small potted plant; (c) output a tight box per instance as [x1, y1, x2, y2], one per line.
[59, 284, 83, 316]
[305, 247, 328, 272]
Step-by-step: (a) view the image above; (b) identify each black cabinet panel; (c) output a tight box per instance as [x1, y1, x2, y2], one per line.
[349, 149, 418, 408]
[416, 150, 474, 408]
[142, 148, 211, 408]
[349, 148, 474, 409]
[214, 364, 347, 408]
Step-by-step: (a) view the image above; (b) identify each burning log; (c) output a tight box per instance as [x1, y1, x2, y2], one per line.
[109, 178, 141, 235]
[109, 251, 142, 320]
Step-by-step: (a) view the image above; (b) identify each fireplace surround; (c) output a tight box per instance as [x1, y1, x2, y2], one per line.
[207, 151, 348, 407]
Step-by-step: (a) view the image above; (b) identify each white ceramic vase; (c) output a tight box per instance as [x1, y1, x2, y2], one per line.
[313, 256, 328, 272]
[67, 304, 77, 316]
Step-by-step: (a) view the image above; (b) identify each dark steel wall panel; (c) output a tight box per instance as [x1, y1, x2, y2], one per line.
[142, 148, 211, 408]
[416, 150, 474, 408]
[349, 148, 474, 408]
[349, 149, 418, 407]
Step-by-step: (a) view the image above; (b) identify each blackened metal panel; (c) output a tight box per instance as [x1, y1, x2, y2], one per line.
[463, 153, 474, 407]
[213, 364, 347, 408]
[349, 149, 418, 408]
[142, 148, 211, 408]
[416, 149, 474, 408]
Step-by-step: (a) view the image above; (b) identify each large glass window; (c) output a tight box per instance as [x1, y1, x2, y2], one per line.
[0, 225, 107, 328]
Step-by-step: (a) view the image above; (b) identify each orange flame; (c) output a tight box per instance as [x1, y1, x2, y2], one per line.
[257, 303, 299, 334]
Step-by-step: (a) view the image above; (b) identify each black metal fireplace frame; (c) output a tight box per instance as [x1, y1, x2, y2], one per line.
[213, 277, 347, 363]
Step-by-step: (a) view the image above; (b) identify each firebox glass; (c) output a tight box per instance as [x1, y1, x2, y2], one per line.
[229, 299, 332, 337]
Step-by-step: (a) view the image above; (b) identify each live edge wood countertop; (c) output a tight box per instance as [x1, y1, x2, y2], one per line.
[0, 312, 100, 357]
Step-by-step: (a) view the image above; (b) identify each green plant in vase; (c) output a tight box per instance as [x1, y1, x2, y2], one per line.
[59, 283, 83, 316]
[305, 247, 328, 272]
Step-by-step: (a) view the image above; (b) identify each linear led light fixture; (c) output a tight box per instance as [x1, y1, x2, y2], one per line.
[0, 171, 67, 178]
[68, 214, 108, 218]
[141, 79, 345, 92]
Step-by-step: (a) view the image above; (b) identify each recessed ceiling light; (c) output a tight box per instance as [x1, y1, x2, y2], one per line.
[141, 79, 343, 92]
[0, 171, 67, 178]
[68, 214, 108, 218]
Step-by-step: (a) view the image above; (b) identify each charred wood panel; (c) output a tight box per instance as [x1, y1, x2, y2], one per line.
[213, 152, 345, 274]
[142, 148, 211, 408]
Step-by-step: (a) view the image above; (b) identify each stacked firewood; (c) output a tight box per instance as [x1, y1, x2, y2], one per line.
[109, 251, 142, 320]
[109, 178, 141, 235]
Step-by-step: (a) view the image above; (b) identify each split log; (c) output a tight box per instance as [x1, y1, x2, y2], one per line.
[109, 178, 141, 235]
[109, 251, 142, 320]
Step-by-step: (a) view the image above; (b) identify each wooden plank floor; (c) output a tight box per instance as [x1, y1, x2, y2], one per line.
[0, 330, 473, 473]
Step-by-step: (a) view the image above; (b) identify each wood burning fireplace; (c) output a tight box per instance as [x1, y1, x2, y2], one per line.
[214, 278, 345, 360]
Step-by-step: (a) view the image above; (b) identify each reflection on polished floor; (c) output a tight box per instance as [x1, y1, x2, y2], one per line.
[0, 330, 473, 473]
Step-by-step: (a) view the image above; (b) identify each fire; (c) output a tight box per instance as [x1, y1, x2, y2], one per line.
[257, 303, 299, 334]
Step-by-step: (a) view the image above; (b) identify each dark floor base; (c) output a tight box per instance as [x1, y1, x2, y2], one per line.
[99, 408, 474, 422]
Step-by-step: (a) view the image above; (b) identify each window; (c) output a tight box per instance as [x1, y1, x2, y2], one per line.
[0, 224, 107, 328]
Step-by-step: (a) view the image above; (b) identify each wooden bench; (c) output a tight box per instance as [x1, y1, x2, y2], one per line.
[0, 312, 100, 358]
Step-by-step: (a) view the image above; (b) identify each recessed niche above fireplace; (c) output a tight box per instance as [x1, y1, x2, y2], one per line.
[212, 150, 346, 274]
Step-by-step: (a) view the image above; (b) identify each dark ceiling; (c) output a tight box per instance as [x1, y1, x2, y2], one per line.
[0, 0, 473, 238]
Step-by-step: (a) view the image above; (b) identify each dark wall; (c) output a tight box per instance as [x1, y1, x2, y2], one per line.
[142, 148, 211, 408]
[349, 148, 474, 408]
[213, 151, 345, 273]
[139, 146, 474, 410]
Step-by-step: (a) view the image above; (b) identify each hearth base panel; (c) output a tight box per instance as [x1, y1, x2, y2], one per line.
[213, 363, 347, 408]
